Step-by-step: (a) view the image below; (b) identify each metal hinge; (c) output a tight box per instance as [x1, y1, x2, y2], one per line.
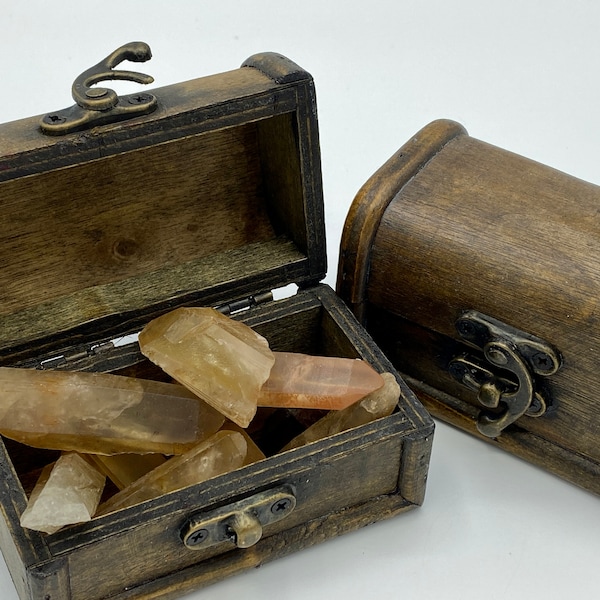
[448, 310, 562, 438]
[28, 292, 273, 370]
[37, 340, 119, 370]
[215, 291, 274, 315]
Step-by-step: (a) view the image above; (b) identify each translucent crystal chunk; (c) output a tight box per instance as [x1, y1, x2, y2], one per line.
[258, 352, 385, 410]
[20, 453, 105, 534]
[0, 367, 224, 455]
[139, 307, 275, 428]
[96, 430, 248, 515]
[281, 372, 400, 451]
[87, 454, 167, 489]
[220, 422, 266, 465]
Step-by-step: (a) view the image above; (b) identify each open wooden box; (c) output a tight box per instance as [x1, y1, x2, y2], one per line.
[0, 47, 433, 599]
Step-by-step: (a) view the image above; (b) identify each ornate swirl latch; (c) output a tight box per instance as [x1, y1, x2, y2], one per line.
[448, 310, 562, 438]
[41, 41, 157, 135]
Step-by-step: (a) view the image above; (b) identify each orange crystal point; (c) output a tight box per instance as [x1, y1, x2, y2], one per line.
[281, 372, 400, 451]
[139, 307, 275, 428]
[0, 367, 224, 455]
[96, 430, 248, 515]
[257, 352, 385, 410]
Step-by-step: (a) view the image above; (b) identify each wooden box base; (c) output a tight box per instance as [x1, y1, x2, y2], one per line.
[0, 285, 433, 600]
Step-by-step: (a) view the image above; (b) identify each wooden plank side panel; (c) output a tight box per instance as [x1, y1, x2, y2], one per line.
[63, 430, 407, 600]
[0, 122, 275, 318]
[359, 128, 600, 473]
[409, 379, 600, 495]
[110, 492, 414, 600]
[0, 238, 307, 364]
[0, 437, 53, 600]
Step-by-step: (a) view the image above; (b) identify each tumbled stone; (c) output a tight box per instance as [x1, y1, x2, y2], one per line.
[87, 454, 167, 490]
[138, 307, 275, 428]
[258, 352, 385, 410]
[281, 372, 400, 451]
[96, 430, 248, 515]
[0, 367, 224, 455]
[20, 453, 105, 534]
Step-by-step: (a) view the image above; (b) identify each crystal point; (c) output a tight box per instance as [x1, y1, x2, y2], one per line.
[97, 430, 248, 515]
[20, 453, 105, 534]
[281, 372, 400, 451]
[0, 367, 224, 455]
[139, 307, 275, 428]
[258, 352, 385, 410]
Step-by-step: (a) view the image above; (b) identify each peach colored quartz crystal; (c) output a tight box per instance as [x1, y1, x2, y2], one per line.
[257, 352, 385, 410]
[96, 430, 248, 515]
[281, 372, 400, 451]
[138, 307, 275, 428]
[0, 368, 224, 455]
[20, 453, 106, 534]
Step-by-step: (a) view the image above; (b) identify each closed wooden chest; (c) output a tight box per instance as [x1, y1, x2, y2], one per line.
[338, 119, 600, 494]
[0, 45, 433, 599]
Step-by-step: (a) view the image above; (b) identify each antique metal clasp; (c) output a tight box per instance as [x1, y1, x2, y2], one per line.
[181, 486, 296, 551]
[41, 41, 157, 135]
[449, 310, 561, 438]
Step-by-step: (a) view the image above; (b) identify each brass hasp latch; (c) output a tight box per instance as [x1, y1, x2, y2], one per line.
[41, 41, 157, 135]
[449, 310, 562, 438]
[181, 486, 296, 551]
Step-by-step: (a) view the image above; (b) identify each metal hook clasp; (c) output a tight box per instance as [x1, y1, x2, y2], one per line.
[449, 310, 561, 438]
[41, 41, 157, 135]
[475, 340, 535, 438]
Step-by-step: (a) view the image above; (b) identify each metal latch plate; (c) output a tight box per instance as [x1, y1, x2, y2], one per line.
[449, 310, 562, 437]
[181, 485, 296, 550]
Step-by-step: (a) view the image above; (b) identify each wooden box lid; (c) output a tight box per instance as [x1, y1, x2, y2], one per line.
[0, 47, 326, 365]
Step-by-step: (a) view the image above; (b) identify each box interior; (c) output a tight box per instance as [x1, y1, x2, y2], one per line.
[0, 111, 324, 363]
[2, 290, 377, 509]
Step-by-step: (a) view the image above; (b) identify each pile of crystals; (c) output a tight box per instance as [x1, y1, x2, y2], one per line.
[0, 307, 400, 534]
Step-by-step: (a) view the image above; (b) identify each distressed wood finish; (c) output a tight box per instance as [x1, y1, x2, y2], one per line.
[0, 55, 325, 365]
[0, 52, 433, 599]
[338, 119, 600, 494]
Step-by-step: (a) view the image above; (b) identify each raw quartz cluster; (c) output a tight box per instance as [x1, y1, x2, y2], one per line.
[4, 307, 397, 534]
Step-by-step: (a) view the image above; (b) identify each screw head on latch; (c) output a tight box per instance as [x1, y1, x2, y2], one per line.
[128, 93, 153, 105]
[456, 319, 476, 337]
[530, 351, 554, 374]
[270, 497, 293, 515]
[42, 114, 67, 125]
[184, 527, 208, 547]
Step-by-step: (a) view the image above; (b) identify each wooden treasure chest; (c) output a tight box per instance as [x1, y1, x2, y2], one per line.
[338, 118, 599, 495]
[0, 44, 434, 599]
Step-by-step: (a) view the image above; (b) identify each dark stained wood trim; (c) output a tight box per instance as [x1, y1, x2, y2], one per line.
[337, 119, 467, 322]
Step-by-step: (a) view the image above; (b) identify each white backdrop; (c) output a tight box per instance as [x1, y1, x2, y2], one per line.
[1, 2, 599, 599]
